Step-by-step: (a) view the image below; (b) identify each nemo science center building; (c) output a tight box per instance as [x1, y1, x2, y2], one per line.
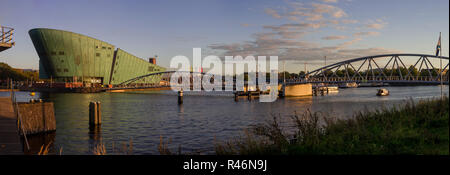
[29, 28, 165, 88]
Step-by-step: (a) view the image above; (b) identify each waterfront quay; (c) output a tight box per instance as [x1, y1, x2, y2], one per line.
[0, 97, 22, 155]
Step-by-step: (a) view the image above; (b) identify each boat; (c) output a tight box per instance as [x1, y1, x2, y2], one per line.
[376, 88, 389, 96]
[326, 86, 339, 92]
[316, 86, 339, 93]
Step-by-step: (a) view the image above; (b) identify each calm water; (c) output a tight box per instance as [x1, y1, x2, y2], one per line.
[1, 85, 448, 154]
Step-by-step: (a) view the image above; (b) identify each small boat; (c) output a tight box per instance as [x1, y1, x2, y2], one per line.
[326, 86, 339, 92]
[377, 88, 389, 96]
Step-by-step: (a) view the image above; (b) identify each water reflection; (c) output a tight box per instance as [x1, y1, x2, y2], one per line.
[1, 85, 448, 154]
[89, 125, 102, 154]
[23, 132, 56, 155]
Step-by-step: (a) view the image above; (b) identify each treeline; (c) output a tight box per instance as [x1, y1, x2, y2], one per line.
[0, 62, 39, 81]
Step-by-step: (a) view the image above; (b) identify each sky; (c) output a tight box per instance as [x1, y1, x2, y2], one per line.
[0, 0, 448, 73]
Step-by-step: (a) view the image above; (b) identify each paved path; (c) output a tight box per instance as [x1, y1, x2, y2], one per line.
[0, 96, 23, 155]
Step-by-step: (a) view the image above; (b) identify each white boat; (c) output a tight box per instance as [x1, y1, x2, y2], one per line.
[377, 88, 389, 96]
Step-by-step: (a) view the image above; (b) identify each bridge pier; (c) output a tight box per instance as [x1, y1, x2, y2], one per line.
[283, 83, 312, 97]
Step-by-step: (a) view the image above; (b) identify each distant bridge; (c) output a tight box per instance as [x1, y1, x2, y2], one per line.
[288, 54, 449, 85]
[116, 54, 449, 90]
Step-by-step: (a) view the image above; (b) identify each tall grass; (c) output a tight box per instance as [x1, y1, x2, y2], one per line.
[37, 139, 133, 155]
[216, 97, 449, 155]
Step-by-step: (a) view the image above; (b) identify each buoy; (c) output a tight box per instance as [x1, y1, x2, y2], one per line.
[30, 92, 36, 96]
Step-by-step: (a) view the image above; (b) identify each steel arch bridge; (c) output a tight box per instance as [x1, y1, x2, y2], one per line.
[116, 53, 448, 88]
[117, 71, 210, 87]
[288, 54, 449, 85]
[118, 71, 176, 86]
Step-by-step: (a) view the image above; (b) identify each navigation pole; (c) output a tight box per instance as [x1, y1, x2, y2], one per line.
[440, 32, 443, 100]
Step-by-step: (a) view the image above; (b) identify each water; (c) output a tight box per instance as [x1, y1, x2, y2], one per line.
[1, 85, 448, 154]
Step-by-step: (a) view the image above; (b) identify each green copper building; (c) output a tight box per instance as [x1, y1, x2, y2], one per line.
[29, 28, 165, 85]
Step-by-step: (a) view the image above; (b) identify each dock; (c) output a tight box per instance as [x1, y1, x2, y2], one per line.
[0, 96, 23, 155]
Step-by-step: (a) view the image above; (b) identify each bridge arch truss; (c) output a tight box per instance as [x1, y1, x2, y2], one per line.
[293, 54, 449, 85]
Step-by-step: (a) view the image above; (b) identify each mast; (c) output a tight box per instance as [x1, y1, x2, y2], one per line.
[440, 32, 443, 100]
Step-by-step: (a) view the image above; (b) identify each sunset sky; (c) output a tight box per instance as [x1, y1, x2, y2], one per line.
[0, 0, 448, 73]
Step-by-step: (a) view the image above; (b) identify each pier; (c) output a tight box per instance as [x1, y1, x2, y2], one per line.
[0, 97, 22, 155]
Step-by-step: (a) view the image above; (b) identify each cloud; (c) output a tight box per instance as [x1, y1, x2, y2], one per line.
[241, 23, 250, 27]
[332, 9, 346, 18]
[265, 8, 282, 19]
[339, 37, 362, 48]
[341, 19, 358, 24]
[366, 23, 385, 29]
[284, 2, 347, 22]
[207, 1, 397, 66]
[311, 3, 348, 19]
[322, 35, 347, 40]
[278, 31, 307, 39]
[337, 47, 401, 58]
[263, 22, 327, 32]
[321, 0, 338, 3]
[353, 31, 380, 37]
[366, 19, 388, 29]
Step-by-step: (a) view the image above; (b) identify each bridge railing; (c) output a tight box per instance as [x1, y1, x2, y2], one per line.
[0, 26, 14, 45]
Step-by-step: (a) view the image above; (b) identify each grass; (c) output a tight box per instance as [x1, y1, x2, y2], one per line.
[37, 139, 133, 155]
[215, 97, 449, 155]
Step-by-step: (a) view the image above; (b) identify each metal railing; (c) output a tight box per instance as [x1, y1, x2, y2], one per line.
[1, 25, 15, 46]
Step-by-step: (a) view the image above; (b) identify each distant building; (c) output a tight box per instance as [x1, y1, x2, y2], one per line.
[29, 28, 165, 85]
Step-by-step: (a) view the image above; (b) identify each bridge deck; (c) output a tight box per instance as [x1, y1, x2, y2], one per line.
[0, 43, 13, 52]
[0, 97, 23, 155]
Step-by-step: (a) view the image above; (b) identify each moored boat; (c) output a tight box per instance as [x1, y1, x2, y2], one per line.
[377, 88, 389, 96]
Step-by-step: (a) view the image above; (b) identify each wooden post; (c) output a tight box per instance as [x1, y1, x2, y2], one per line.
[89, 101, 101, 126]
[96, 101, 101, 125]
[279, 84, 285, 98]
[89, 102, 97, 126]
[178, 89, 183, 105]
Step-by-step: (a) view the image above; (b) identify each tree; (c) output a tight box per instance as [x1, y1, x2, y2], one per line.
[345, 68, 355, 77]
[0, 62, 34, 81]
[279, 71, 291, 79]
[335, 70, 344, 77]
[408, 65, 418, 77]
[299, 71, 306, 76]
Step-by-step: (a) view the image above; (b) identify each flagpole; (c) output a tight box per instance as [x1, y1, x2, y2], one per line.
[440, 32, 443, 100]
